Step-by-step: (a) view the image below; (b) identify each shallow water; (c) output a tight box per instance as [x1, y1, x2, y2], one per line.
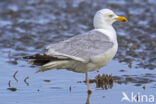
[0, 0, 156, 104]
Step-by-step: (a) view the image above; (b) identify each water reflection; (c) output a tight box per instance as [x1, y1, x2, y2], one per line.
[113, 73, 156, 86]
[83, 73, 156, 89]
[86, 92, 91, 104]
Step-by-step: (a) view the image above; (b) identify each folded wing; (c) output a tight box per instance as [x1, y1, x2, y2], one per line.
[45, 30, 114, 62]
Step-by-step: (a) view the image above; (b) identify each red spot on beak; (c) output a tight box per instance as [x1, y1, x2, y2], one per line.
[123, 19, 126, 22]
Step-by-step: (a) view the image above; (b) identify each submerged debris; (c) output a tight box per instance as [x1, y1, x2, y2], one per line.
[69, 86, 72, 92]
[95, 74, 113, 90]
[43, 80, 51, 83]
[24, 76, 29, 86]
[142, 85, 146, 90]
[119, 69, 126, 72]
[7, 80, 17, 92]
[13, 70, 18, 82]
[8, 80, 11, 87]
[8, 74, 18, 92]
[37, 89, 40, 92]
[7, 87, 17, 92]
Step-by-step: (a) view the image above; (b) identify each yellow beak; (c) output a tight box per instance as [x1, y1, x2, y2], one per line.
[115, 16, 128, 22]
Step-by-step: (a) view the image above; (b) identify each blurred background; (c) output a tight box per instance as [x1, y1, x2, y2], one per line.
[0, 0, 155, 104]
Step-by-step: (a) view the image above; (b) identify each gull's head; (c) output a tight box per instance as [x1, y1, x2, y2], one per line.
[93, 9, 127, 29]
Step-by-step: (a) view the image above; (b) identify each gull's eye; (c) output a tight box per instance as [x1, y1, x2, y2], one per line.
[108, 14, 114, 18]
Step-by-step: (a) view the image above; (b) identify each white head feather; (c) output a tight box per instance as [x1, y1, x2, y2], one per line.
[93, 9, 118, 29]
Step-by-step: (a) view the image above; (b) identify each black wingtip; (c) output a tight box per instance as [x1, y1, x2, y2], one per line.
[23, 54, 42, 59]
[23, 54, 54, 66]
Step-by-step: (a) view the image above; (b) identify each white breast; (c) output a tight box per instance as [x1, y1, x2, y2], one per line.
[88, 42, 118, 71]
[87, 28, 118, 72]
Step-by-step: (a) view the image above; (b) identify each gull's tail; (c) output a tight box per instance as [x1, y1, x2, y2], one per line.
[23, 54, 70, 72]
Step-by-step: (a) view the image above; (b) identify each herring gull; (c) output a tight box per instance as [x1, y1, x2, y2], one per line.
[23, 9, 127, 92]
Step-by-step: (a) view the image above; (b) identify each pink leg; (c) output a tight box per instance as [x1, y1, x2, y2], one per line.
[85, 72, 91, 93]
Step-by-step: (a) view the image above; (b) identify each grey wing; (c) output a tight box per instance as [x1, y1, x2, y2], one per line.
[45, 30, 114, 62]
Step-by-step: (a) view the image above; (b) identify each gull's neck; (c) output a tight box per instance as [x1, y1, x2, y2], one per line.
[95, 25, 117, 42]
